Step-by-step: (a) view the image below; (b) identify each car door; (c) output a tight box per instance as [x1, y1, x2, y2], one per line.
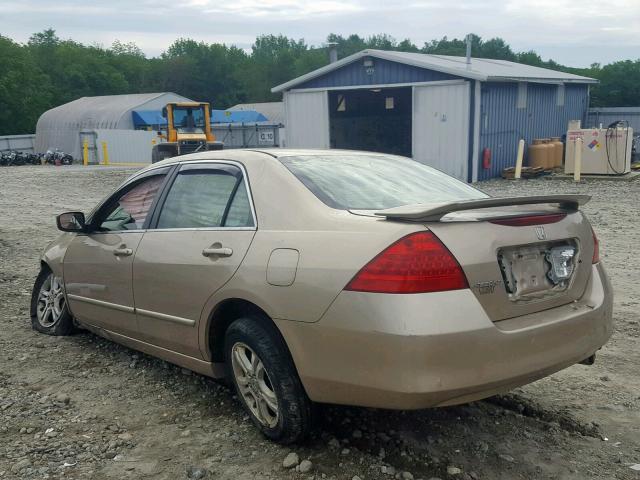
[132, 162, 257, 357]
[63, 167, 171, 337]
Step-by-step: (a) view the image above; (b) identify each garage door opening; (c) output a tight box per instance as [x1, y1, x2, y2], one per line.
[329, 87, 412, 157]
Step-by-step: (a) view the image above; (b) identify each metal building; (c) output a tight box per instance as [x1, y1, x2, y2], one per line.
[35, 92, 192, 164]
[272, 50, 597, 181]
[228, 102, 285, 125]
[587, 107, 640, 133]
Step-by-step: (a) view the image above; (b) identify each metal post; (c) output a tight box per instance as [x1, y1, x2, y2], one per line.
[515, 139, 525, 179]
[328, 42, 338, 63]
[83, 141, 89, 166]
[574, 137, 582, 182]
[101, 141, 110, 165]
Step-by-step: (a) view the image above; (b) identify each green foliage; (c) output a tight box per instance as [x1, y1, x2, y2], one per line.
[0, 29, 638, 136]
[585, 61, 640, 107]
[423, 34, 517, 61]
[0, 35, 52, 135]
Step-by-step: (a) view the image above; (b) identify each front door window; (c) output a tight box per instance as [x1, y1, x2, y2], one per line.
[98, 175, 166, 231]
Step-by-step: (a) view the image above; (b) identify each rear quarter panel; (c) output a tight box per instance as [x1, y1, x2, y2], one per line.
[204, 221, 423, 324]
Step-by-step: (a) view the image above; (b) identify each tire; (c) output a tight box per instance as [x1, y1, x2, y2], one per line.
[224, 316, 314, 443]
[30, 268, 74, 336]
[151, 145, 161, 163]
[152, 145, 173, 163]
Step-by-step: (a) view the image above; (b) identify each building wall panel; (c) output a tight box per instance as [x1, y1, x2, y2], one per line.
[413, 82, 470, 181]
[93, 129, 158, 164]
[212, 124, 280, 148]
[587, 107, 640, 132]
[298, 58, 458, 89]
[478, 83, 588, 180]
[284, 91, 329, 148]
[0, 134, 35, 153]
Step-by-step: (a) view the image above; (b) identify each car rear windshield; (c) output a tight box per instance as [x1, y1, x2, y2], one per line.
[278, 154, 488, 210]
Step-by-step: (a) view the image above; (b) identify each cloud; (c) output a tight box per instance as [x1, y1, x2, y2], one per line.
[0, 0, 638, 66]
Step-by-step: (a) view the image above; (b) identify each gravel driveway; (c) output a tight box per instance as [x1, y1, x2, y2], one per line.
[1, 165, 638, 479]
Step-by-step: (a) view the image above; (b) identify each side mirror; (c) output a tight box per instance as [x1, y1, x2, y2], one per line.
[56, 212, 86, 232]
[161, 107, 167, 118]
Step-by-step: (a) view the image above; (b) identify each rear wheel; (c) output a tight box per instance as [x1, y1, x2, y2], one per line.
[224, 316, 314, 443]
[30, 269, 74, 336]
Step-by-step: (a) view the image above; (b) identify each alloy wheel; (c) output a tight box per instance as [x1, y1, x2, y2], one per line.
[36, 275, 66, 328]
[231, 342, 279, 428]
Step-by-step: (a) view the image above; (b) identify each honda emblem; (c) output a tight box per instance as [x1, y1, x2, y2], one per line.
[534, 226, 546, 240]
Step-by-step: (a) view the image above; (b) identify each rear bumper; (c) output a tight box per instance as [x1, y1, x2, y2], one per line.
[275, 263, 613, 409]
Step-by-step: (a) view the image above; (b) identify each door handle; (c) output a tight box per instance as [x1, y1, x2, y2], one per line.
[113, 246, 133, 257]
[202, 246, 233, 258]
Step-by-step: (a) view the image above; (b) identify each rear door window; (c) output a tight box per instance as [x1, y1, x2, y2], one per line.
[156, 164, 254, 229]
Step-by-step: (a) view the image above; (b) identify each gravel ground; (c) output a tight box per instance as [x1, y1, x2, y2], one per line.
[0, 165, 639, 480]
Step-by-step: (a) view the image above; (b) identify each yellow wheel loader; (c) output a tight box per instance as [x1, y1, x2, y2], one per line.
[151, 102, 223, 163]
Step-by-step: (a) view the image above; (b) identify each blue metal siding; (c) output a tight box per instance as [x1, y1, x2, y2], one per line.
[478, 83, 588, 180]
[587, 107, 640, 132]
[297, 58, 459, 89]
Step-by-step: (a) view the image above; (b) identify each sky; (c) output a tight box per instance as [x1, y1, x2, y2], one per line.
[1, 0, 639, 67]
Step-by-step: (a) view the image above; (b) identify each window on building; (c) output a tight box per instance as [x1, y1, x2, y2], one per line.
[385, 97, 395, 110]
[556, 84, 565, 107]
[516, 82, 528, 109]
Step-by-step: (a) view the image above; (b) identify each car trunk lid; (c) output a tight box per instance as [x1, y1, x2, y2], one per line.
[373, 196, 596, 321]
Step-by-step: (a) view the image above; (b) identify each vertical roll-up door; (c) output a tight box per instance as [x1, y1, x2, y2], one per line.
[413, 82, 471, 181]
[284, 90, 329, 148]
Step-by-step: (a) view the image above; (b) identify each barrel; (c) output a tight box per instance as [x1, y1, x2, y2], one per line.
[528, 139, 549, 168]
[550, 137, 564, 167]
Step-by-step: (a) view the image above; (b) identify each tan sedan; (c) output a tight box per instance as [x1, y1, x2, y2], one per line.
[32, 149, 613, 443]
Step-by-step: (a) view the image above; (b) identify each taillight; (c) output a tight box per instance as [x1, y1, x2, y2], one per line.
[592, 227, 600, 264]
[344, 231, 468, 294]
[489, 213, 567, 226]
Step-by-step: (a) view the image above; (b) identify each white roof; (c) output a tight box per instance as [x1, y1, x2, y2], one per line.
[36, 92, 192, 130]
[229, 102, 285, 125]
[272, 49, 597, 92]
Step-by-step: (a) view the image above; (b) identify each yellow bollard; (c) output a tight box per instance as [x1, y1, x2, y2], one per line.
[574, 137, 582, 182]
[514, 139, 525, 179]
[83, 141, 89, 166]
[101, 141, 109, 166]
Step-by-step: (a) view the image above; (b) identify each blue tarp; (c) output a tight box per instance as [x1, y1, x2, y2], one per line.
[211, 110, 268, 123]
[132, 110, 166, 127]
[132, 109, 268, 127]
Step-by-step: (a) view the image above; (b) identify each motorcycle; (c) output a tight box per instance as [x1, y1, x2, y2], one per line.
[25, 153, 42, 165]
[43, 149, 73, 165]
[1, 151, 26, 166]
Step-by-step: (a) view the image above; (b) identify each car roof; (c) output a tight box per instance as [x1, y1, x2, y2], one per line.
[144, 148, 396, 172]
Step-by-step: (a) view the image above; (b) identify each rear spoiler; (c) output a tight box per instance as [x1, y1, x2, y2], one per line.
[374, 195, 591, 222]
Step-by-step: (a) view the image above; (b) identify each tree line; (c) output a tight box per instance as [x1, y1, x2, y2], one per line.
[1, 29, 639, 135]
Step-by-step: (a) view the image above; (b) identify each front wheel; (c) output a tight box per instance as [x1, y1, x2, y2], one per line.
[30, 269, 74, 335]
[224, 316, 314, 443]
